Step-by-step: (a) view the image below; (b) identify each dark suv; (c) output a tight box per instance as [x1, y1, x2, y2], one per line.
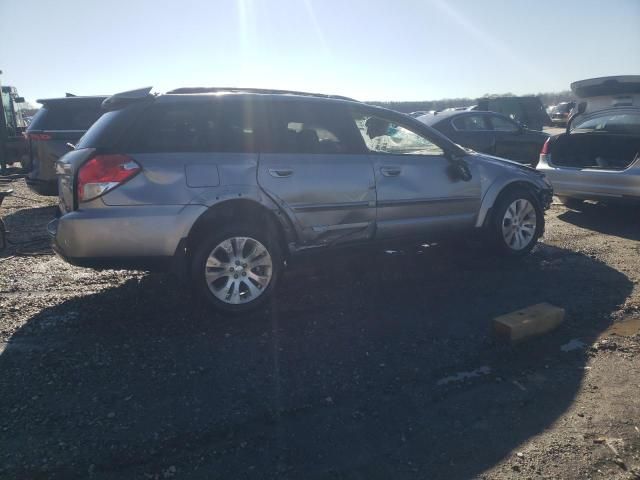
[25, 95, 106, 195]
[473, 96, 552, 131]
[51, 87, 552, 313]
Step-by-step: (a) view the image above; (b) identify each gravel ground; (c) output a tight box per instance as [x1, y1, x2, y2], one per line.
[1, 177, 639, 480]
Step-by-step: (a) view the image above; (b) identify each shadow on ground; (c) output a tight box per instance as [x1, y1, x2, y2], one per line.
[558, 203, 640, 241]
[1, 205, 57, 257]
[0, 242, 633, 479]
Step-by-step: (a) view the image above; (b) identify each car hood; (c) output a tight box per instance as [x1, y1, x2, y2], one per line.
[467, 151, 540, 174]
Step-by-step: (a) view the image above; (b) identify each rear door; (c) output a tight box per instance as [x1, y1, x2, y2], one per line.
[351, 108, 482, 240]
[257, 99, 376, 246]
[449, 113, 495, 154]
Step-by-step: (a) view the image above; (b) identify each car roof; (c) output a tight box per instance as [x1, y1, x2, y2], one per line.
[166, 86, 358, 102]
[157, 91, 362, 107]
[102, 86, 366, 111]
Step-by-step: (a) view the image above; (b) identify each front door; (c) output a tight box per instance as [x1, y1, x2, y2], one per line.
[351, 109, 482, 240]
[257, 100, 376, 247]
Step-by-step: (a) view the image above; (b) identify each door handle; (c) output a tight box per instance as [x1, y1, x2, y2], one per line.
[268, 168, 294, 178]
[380, 166, 401, 177]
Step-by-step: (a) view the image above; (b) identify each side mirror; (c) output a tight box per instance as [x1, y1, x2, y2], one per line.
[447, 156, 472, 182]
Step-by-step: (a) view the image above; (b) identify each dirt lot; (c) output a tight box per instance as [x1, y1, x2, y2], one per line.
[1, 177, 640, 480]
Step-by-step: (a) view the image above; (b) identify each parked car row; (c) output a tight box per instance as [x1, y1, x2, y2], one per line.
[410, 96, 553, 132]
[29, 75, 639, 313]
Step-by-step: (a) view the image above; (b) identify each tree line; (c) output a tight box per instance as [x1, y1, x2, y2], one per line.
[370, 90, 576, 113]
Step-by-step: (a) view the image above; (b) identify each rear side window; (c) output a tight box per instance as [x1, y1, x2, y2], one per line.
[452, 114, 489, 131]
[574, 113, 640, 134]
[28, 103, 103, 131]
[126, 99, 265, 153]
[263, 101, 364, 154]
[76, 110, 130, 149]
[489, 114, 519, 132]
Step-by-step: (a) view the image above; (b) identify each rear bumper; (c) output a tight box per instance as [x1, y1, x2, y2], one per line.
[537, 155, 640, 203]
[49, 204, 207, 272]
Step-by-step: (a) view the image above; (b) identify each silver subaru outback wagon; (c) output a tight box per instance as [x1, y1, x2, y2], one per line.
[50, 87, 552, 313]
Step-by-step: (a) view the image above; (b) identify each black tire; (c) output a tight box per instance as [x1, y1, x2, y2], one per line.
[489, 189, 544, 256]
[190, 222, 282, 314]
[557, 196, 584, 210]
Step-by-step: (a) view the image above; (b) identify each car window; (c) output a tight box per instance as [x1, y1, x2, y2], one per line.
[574, 112, 640, 135]
[128, 104, 213, 152]
[352, 111, 444, 156]
[28, 103, 103, 131]
[126, 100, 264, 153]
[264, 101, 363, 154]
[452, 114, 490, 131]
[489, 114, 519, 132]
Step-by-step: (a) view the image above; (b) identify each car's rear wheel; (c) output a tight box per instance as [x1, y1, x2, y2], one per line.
[490, 190, 543, 256]
[191, 224, 282, 313]
[557, 196, 584, 210]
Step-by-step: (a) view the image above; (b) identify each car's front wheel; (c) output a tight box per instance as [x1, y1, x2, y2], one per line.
[191, 224, 282, 313]
[490, 190, 543, 256]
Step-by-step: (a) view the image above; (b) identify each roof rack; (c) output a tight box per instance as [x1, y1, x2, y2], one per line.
[36, 95, 108, 104]
[166, 87, 358, 102]
[102, 87, 154, 111]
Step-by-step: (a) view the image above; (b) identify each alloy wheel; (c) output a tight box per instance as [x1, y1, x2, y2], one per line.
[501, 199, 537, 251]
[204, 236, 273, 305]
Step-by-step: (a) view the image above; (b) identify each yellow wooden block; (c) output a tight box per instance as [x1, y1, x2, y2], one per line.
[494, 303, 565, 343]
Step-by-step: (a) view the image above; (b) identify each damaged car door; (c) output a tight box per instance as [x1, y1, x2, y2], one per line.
[257, 99, 376, 247]
[351, 108, 482, 240]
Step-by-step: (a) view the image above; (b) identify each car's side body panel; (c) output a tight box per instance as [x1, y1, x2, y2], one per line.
[257, 153, 377, 246]
[53, 204, 207, 258]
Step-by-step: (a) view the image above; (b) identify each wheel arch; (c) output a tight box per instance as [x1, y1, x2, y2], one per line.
[185, 198, 294, 259]
[476, 178, 545, 228]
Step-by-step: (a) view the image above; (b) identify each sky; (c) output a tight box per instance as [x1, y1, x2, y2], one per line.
[1, 0, 639, 105]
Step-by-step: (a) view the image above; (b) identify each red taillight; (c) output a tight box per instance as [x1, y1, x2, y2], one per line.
[27, 133, 52, 141]
[77, 154, 140, 202]
[540, 138, 550, 155]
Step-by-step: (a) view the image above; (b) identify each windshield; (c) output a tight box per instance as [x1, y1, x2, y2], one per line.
[573, 112, 640, 134]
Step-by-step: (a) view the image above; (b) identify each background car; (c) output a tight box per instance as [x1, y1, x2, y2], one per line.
[537, 75, 640, 207]
[51, 87, 551, 313]
[24, 95, 106, 195]
[417, 110, 549, 165]
[471, 96, 552, 131]
[550, 101, 576, 126]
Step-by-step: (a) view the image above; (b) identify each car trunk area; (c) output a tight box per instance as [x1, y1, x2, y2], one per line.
[550, 133, 640, 170]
